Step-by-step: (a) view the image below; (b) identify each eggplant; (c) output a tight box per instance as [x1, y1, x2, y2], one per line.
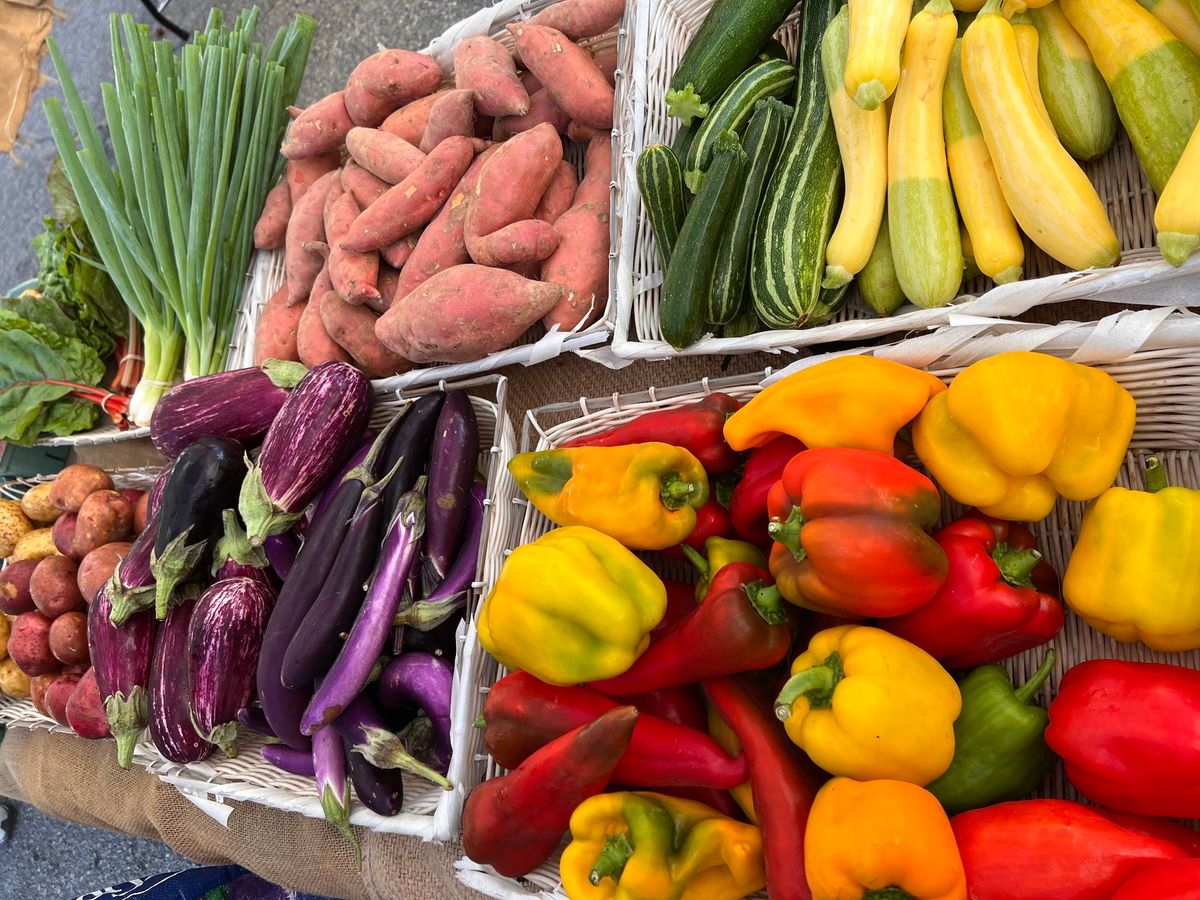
[313, 724, 361, 865]
[237, 705, 278, 739]
[262, 743, 315, 777]
[331, 693, 451, 789]
[311, 430, 377, 524]
[301, 484, 426, 735]
[399, 614, 462, 662]
[239, 361, 371, 546]
[263, 532, 299, 581]
[382, 392, 445, 522]
[151, 436, 247, 619]
[88, 584, 156, 768]
[213, 510, 270, 578]
[376, 653, 454, 773]
[147, 461, 174, 521]
[345, 736, 404, 816]
[149, 597, 215, 764]
[108, 514, 160, 626]
[149, 361, 307, 459]
[215, 552, 276, 593]
[188, 577, 274, 756]
[391, 550, 426, 655]
[422, 392, 478, 593]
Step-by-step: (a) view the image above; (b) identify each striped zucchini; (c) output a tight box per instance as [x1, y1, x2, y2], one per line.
[1030, 3, 1118, 161]
[858, 217, 907, 316]
[1156, 118, 1200, 264]
[709, 98, 792, 325]
[845, 0, 914, 109]
[751, 0, 845, 329]
[659, 131, 747, 349]
[685, 58, 796, 191]
[637, 145, 687, 269]
[1138, 0, 1200, 57]
[1061, 0, 1200, 194]
[888, 0, 963, 309]
[1010, 13, 1055, 129]
[823, 5, 889, 289]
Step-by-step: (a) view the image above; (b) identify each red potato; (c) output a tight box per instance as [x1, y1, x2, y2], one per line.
[529, 0, 626, 40]
[340, 136, 475, 252]
[253, 179, 292, 250]
[281, 91, 355, 160]
[592, 46, 619, 86]
[469, 218, 561, 267]
[380, 91, 447, 145]
[345, 128, 426, 185]
[49, 465, 113, 513]
[253, 284, 304, 366]
[52, 513, 79, 559]
[286, 152, 341, 204]
[8, 611, 60, 676]
[420, 89, 478, 153]
[133, 491, 149, 534]
[454, 36, 530, 117]
[77, 541, 131, 604]
[376, 264, 563, 363]
[495, 88, 572, 140]
[49, 611, 89, 667]
[297, 291, 353, 367]
[342, 159, 391, 210]
[119, 489, 142, 508]
[30, 674, 54, 714]
[0, 558, 38, 614]
[31, 556, 85, 618]
[44, 672, 81, 726]
[325, 189, 381, 306]
[285, 169, 337, 305]
[509, 24, 614, 130]
[344, 50, 444, 127]
[319, 292, 412, 378]
[66, 669, 111, 739]
[535, 161, 580, 225]
[381, 234, 420, 271]
[73, 489, 134, 556]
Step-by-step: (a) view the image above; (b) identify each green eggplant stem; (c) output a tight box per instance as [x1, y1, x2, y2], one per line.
[767, 507, 806, 561]
[775, 652, 844, 720]
[864, 888, 917, 900]
[744, 581, 789, 625]
[993, 545, 1042, 588]
[682, 544, 710, 580]
[1144, 456, 1169, 493]
[660, 473, 697, 511]
[590, 832, 634, 886]
[1013, 649, 1057, 705]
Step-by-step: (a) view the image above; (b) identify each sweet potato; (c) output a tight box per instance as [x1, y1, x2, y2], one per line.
[475, 116, 496, 140]
[420, 89, 477, 153]
[8, 611, 59, 676]
[341, 136, 475, 252]
[374, 266, 401, 314]
[49, 465, 113, 513]
[469, 219, 561, 267]
[254, 284, 304, 366]
[454, 37, 530, 118]
[520, 70, 543, 95]
[44, 672, 80, 725]
[325, 189, 381, 306]
[0, 558, 37, 615]
[376, 264, 563, 363]
[281, 91, 355, 160]
[529, 0, 626, 40]
[67, 668, 111, 739]
[73, 489, 133, 556]
[297, 290, 353, 367]
[381, 234, 420, 271]
[20, 483, 60, 525]
[77, 541, 131, 605]
[567, 120, 608, 143]
[31, 556, 85, 618]
[50, 611, 89, 667]
[52, 513, 79, 559]
[346, 127, 426, 185]
[286, 152, 340, 204]
[0, 659, 31, 699]
[253, 179, 292, 250]
[495, 88, 572, 140]
[535, 161, 580, 225]
[285, 170, 337, 305]
[344, 50, 444, 127]
[579, 134, 614, 206]
[380, 91, 447, 145]
[319, 293, 412, 378]
[509, 24, 614, 130]
[592, 46, 619, 86]
[342, 159, 390, 210]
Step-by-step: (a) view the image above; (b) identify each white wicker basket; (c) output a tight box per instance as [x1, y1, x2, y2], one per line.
[228, 0, 630, 388]
[457, 305, 1200, 898]
[602, 0, 1200, 362]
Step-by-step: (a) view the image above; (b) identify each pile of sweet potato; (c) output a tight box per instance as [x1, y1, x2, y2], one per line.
[252, 0, 624, 376]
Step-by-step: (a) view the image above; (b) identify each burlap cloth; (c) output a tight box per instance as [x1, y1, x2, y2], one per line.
[0, 0, 53, 156]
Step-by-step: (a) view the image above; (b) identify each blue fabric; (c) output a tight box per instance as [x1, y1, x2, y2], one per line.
[71, 866, 333, 900]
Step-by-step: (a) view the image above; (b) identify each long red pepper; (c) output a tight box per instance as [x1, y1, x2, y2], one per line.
[661, 497, 733, 558]
[652, 578, 699, 638]
[729, 435, 805, 545]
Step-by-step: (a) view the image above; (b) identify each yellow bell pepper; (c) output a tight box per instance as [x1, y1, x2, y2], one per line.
[478, 527, 667, 685]
[707, 704, 757, 824]
[912, 351, 1136, 521]
[723, 356, 948, 455]
[508, 444, 709, 551]
[1064, 456, 1200, 651]
[775, 625, 961, 786]
[561, 792, 766, 900]
[805, 778, 968, 900]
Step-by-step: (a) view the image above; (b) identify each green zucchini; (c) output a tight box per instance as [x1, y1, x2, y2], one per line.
[857, 217, 906, 317]
[666, 0, 800, 125]
[722, 304, 764, 337]
[637, 145, 687, 269]
[684, 58, 796, 192]
[659, 131, 747, 349]
[671, 124, 697, 164]
[708, 98, 792, 325]
[750, 0, 845, 329]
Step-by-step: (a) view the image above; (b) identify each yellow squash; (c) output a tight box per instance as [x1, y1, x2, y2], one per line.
[844, 0, 914, 109]
[963, 0, 1119, 270]
[953, 0, 986, 9]
[1156, 118, 1200, 264]
[1137, 0, 1200, 62]
[1011, 13, 1055, 128]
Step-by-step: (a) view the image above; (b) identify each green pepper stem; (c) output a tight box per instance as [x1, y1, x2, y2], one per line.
[744, 581, 788, 626]
[590, 832, 634, 886]
[864, 888, 917, 900]
[682, 544, 709, 581]
[994, 545, 1042, 588]
[660, 473, 698, 511]
[1014, 649, 1057, 705]
[775, 652, 844, 720]
[473, 714, 485, 730]
[1144, 456, 1169, 493]
[767, 507, 806, 561]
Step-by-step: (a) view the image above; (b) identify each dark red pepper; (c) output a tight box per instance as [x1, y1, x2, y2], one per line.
[729, 435, 805, 546]
[562, 392, 743, 474]
[661, 497, 733, 559]
[964, 510, 1060, 596]
[651, 578, 697, 638]
[630, 684, 708, 730]
[463, 706, 637, 878]
[1095, 808, 1200, 857]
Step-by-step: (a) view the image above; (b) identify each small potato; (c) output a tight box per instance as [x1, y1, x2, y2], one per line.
[78, 541, 131, 604]
[119, 489, 143, 508]
[66, 669, 111, 739]
[134, 492, 150, 535]
[53, 513, 80, 559]
[0, 558, 38, 615]
[8, 610, 60, 676]
[49, 611, 89, 667]
[0, 499, 33, 558]
[49, 464, 114, 513]
[10, 527, 59, 564]
[0, 613, 8, 659]
[44, 672, 81, 725]
[0, 658, 31, 699]
[20, 483, 61, 524]
[29, 673, 54, 714]
[73, 490, 134, 556]
[30, 556, 85, 618]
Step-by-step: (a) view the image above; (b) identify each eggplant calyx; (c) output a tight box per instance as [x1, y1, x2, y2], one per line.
[106, 573, 155, 627]
[393, 593, 467, 631]
[319, 781, 362, 870]
[194, 711, 240, 758]
[150, 528, 207, 620]
[261, 359, 308, 390]
[239, 466, 302, 547]
[213, 509, 268, 575]
[355, 726, 453, 791]
[105, 687, 148, 769]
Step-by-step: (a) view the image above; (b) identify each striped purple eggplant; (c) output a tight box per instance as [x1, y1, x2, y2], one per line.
[108, 514, 160, 626]
[147, 462, 174, 521]
[314, 724, 361, 864]
[262, 743, 316, 777]
[396, 481, 484, 631]
[422, 392, 479, 593]
[149, 598, 214, 764]
[88, 584, 156, 768]
[239, 361, 372, 546]
[188, 577, 274, 757]
[215, 554, 276, 593]
[310, 430, 376, 524]
[150, 361, 308, 459]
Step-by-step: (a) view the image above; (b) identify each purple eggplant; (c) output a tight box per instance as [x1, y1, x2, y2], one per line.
[301, 484, 426, 735]
[149, 361, 308, 459]
[399, 614, 462, 663]
[382, 392, 445, 522]
[239, 361, 371, 546]
[423, 392, 478, 593]
[237, 705, 278, 739]
[311, 430, 376, 524]
[88, 584, 157, 768]
[215, 552, 276, 593]
[149, 597, 215, 764]
[376, 653, 454, 772]
[263, 532, 299, 581]
[344, 736, 404, 817]
[188, 578, 274, 757]
[147, 461, 174, 521]
[262, 743, 315, 777]
[213, 510, 270, 579]
[108, 514, 160, 626]
[331, 693, 451, 789]
[314, 725, 361, 865]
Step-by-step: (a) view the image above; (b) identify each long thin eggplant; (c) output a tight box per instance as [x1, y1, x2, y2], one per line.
[311, 430, 378, 524]
[237, 705, 278, 739]
[314, 725, 361, 865]
[301, 484, 426, 735]
[396, 481, 484, 631]
[188, 578, 274, 756]
[108, 514, 160, 626]
[399, 614, 462, 663]
[263, 532, 299, 581]
[239, 361, 371, 545]
[151, 436, 246, 619]
[331, 693, 451, 789]
[423, 393, 478, 593]
[150, 361, 307, 459]
[262, 743, 315, 777]
[382, 392, 445, 522]
[149, 597, 215, 764]
[89, 584, 156, 768]
[376, 653, 454, 773]
[344, 736, 404, 817]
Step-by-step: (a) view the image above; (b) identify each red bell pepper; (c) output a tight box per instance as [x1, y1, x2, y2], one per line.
[463, 706, 637, 878]
[767, 447, 948, 617]
[630, 684, 708, 730]
[1046, 660, 1200, 818]
[964, 511, 1060, 596]
[562, 392, 743, 474]
[481, 671, 747, 789]
[729, 435, 805, 546]
[883, 516, 1064, 667]
[651, 578, 697, 637]
[661, 497, 733, 559]
[1096, 808, 1200, 857]
[1113, 860, 1200, 899]
[952, 799, 1188, 899]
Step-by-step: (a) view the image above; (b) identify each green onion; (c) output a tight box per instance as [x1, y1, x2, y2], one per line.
[43, 7, 314, 425]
